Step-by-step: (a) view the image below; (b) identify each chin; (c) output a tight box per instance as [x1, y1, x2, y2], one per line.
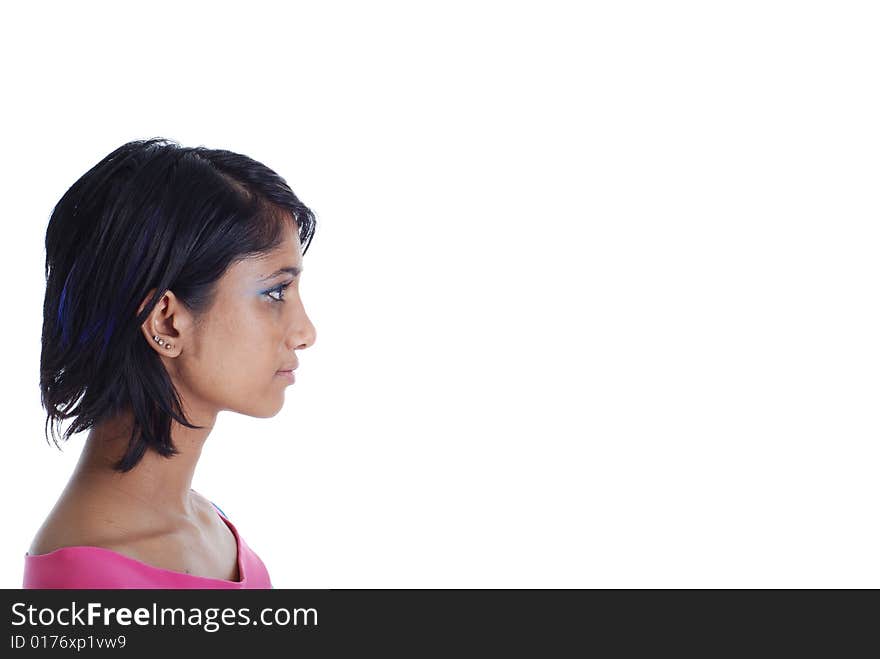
[235, 396, 285, 419]
[251, 403, 284, 419]
[263, 397, 287, 418]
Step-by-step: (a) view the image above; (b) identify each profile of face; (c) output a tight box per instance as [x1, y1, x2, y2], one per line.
[138, 220, 316, 421]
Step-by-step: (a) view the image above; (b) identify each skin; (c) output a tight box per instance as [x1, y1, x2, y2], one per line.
[28, 219, 316, 581]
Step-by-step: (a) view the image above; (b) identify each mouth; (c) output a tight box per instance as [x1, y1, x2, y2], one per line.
[275, 369, 296, 383]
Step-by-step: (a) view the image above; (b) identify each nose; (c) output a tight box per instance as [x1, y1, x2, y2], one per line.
[287, 306, 316, 351]
[298, 314, 316, 350]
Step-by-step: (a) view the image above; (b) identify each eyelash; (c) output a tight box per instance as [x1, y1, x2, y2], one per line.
[265, 281, 294, 303]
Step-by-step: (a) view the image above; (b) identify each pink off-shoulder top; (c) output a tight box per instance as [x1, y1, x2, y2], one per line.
[23, 499, 272, 589]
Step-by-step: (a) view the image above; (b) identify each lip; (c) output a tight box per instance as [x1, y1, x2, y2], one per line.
[275, 370, 296, 383]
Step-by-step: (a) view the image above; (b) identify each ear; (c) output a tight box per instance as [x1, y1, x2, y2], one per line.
[137, 288, 190, 357]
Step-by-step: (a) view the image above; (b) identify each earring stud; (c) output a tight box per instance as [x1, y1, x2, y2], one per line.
[152, 334, 173, 349]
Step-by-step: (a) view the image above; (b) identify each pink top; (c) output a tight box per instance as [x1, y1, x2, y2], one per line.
[23, 501, 272, 589]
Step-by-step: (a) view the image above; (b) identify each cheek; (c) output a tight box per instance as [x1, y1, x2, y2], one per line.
[202, 338, 287, 418]
[208, 337, 276, 385]
[182, 315, 279, 402]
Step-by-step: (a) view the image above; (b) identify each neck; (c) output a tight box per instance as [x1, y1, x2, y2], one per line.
[72, 405, 217, 519]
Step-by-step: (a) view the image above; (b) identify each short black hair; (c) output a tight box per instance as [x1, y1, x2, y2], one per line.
[40, 137, 317, 472]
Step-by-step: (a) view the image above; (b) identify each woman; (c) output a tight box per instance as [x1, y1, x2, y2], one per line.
[23, 138, 317, 588]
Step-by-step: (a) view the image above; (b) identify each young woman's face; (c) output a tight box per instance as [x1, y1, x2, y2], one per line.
[153, 220, 316, 420]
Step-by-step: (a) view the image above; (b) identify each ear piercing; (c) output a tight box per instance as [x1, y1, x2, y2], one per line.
[152, 335, 173, 350]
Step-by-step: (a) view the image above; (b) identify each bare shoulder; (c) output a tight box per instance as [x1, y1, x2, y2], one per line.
[27, 493, 177, 557]
[28, 488, 237, 580]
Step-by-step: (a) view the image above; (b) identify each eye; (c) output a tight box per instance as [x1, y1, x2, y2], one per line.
[265, 281, 293, 303]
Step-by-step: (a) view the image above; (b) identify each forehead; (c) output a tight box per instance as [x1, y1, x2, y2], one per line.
[232, 222, 304, 280]
[262, 221, 303, 264]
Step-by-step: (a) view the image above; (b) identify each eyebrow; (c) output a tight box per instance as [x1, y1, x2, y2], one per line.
[258, 266, 302, 281]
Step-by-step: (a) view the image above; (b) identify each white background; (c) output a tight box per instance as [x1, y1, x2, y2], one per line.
[1, 1, 878, 588]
